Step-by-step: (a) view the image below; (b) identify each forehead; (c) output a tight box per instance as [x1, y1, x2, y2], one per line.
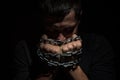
[62, 9, 76, 22]
[55, 9, 76, 26]
[44, 9, 77, 26]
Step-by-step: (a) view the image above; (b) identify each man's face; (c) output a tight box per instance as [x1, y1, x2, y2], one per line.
[44, 9, 79, 41]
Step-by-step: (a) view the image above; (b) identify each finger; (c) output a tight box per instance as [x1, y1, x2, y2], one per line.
[72, 34, 77, 39]
[71, 41, 77, 49]
[40, 43, 44, 49]
[70, 40, 82, 50]
[51, 46, 62, 54]
[74, 40, 82, 49]
[66, 43, 74, 51]
[41, 34, 48, 39]
[40, 44, 53, 52]
[44, 44, 51, 52]
[40, 43, 62, 54]
[61, 45, 69, 52]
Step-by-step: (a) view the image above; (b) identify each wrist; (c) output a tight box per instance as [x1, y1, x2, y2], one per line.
[69, 66, 88, 80]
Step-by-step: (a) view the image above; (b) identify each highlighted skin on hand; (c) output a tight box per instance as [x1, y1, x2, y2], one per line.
[61, 40, 81, 52]
[40, 43, 62, 53]
[40, 34, 82, 54]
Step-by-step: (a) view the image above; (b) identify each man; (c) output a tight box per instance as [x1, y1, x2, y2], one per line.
[12, 0, 115, 80]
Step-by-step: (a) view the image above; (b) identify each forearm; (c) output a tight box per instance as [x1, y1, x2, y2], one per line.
[69, 66, 88, 80]
[35, 74, 53, 80]
[36, 77, 52, 80]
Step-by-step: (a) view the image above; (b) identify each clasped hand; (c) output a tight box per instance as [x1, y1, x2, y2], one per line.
[39, 34, 82, 54]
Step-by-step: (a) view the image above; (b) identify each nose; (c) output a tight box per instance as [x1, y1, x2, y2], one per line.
[57, 33, 66, 41]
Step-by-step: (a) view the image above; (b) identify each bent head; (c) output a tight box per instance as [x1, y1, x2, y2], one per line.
[37, 0, 82, 41]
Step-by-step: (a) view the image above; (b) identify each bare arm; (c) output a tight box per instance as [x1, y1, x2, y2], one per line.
[69, 66, 88, 80]
[39, 34, 89, 80]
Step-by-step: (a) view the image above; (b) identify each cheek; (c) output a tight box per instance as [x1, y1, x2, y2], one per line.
[73, 26, 78, 34]
[64, 34, 74, 39]
[44, 30, 59, 39]
[64, 27, 78, 38]
[43, 26, 77, 39]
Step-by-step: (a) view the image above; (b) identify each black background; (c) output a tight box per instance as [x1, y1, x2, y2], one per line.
[8, 0, 120, 80]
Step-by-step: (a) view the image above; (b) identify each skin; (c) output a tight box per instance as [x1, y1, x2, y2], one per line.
[37, 9, 88, 80]
[40, 34, 82, 53]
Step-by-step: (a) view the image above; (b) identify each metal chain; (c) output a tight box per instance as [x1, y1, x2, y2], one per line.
[37, 36, 82, 68]
[40, 36, 82, 46]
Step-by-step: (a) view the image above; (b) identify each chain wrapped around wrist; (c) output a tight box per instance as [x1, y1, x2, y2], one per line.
[37, 36, 82, 71]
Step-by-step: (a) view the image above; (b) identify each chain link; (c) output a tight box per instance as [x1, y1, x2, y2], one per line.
[37, 36, 82, 68]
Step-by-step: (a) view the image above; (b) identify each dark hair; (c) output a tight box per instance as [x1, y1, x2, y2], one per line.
[37, 0, 82, 21]
[32, 0, 82, 38]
